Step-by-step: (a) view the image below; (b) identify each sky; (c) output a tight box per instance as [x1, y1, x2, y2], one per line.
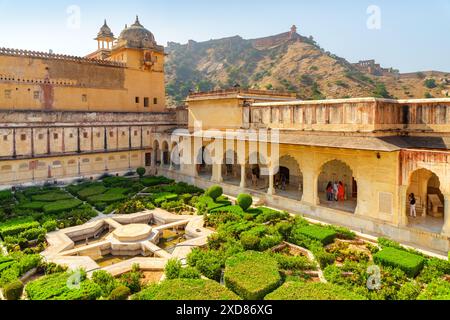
[0, 0, 449, 73]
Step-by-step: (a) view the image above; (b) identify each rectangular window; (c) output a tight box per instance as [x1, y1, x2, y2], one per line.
[4, 90, 11, 99]
[153, 98, 158, 105]
[121, 131, 126, 136]
[38, 134, 44, 140]
[20, 134, 26, 141]
[135, 97, 140, 104]
[144, 97, 149, 108]
[82, 94, 87, 102]
[134, 130, 138, 136]
[33, 91, 40, 100]
[3, 135, 7, 142]
[96, 132, 101, 138]
[53, 133, 58, 140]
[83, 132, 88, 138]
[109, 132, 114, 138]
[69, 133, 74, 138]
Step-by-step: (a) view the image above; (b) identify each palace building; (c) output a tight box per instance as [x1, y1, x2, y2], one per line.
[1, 20, 450, 254]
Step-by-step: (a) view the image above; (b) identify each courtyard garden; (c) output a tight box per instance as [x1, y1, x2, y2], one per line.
[1, 174, 450, 300]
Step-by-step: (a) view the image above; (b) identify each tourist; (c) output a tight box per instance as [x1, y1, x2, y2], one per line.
[338, 181, 345, 202]
[281, 174, 287, 191]
[409, 193, 417, 217]
[251, 167, 258, 187]
[333, 181, 339, 201]
[326, 182, 333, 201]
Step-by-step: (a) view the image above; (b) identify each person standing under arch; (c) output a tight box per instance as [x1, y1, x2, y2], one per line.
[409, 193, 417, 217]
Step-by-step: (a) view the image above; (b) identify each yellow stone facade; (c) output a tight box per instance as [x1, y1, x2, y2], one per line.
[1, 17, 450, 254]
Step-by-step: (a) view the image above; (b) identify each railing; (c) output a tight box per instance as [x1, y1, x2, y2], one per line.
[188, 88, 296, 99]
[0, 47, 126, 68]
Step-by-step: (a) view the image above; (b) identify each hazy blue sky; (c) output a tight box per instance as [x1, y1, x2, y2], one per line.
[0, 0, 449, 72]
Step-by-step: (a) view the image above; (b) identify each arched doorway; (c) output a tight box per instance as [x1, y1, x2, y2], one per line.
[196, 145, 212, 179]
[162, 141, 170, 166]
[406, 168, 444, 233]
[275, 155, 303, 201]
[170, 142, 181, 171]
[318, 159, 357, 213]
[222, 150, 240, 186]
[153, 140, 161, 166]
[246, 152, 270, 192]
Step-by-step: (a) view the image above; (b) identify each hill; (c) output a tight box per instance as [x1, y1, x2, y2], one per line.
[164, 26, 450, 106]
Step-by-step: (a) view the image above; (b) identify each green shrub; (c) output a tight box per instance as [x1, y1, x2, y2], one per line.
[240, 233, 260, 251]
[25, 271, 102, 300]
[179, 267, 201, 279]
[224, 251, 281, 300]
[165, 259, 182, 280]
[265, 281, 366, 300]
[92, 270, 118, 297]
[115, 199, 152, 215]
[119, 267, 142, 294]
[418, 279, 450, 300]
[271, 253, 317, 271]
[109, 285, 131, 300]
[0, 190, 13, 202]
[187, 249, 223, 281]
[397, 281, 422, 300]
[259, 234, 284, 251]
[141, 176, 174, 187]
[42, 220, 57, 232]
[373, 247, 425, 278]
[42, 199, 83, 214]
[136, 167, 146, 178]
[236, 194, 253, 211]
[3, 280, 24, 300]
[194, 195, 231, 212]
[255, 209, 289, 224]
[206, 186, 223, 201]
[295, 225, 337, 245]
[132, 279, 240, 300]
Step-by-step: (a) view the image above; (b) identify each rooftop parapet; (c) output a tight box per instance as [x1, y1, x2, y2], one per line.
[187, 88, 297, 100]
[0, 47, 126, 68]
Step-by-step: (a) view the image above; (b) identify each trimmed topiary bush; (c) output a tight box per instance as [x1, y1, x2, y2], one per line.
[3, 280, 24, 300]
[109, 285, 131, 300]
[295, 225, 337, 245]
[240, 233, 261, 251]
[236, 194, 253, 212]
[224, 251, 281, 300]
[132, 279, 240, 300]
[136, 167, 146, 178]
[206, 186, 223, 202]
[373, 247, 425, 278]
[265, 281, 366, 300]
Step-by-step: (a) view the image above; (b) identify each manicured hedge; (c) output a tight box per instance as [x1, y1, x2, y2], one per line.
[265, 281, 366, 300]
[194, 195, 231, 212]
[0, 253, 41, 288]
[19, 202, 47, 211]
[132, 279, 240, 300]
[295, 225, 337, 245]
[31, 192, 73, 202]
[206, 186, 223, 201]
[42, 199, 83, 215]
[373, 247, 425, 277]
[87, 193, 127, 205]
[224, 251, 281, 300]
[0, 219, 41, 238]
[237, 194, 253, 211]
[141, 176, 174, 187]
[25, 272, 102, 300]
[149, 192, 178, 206]
[77, 185, 107, 200]
[418, 279, 450, 300]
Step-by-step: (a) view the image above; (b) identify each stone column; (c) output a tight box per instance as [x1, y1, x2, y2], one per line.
[211, 163, 223, 183]
[398, 185, 408, 227]
[240, 165, 246, 189]
[301, 169, 318, 205]
[267, 167, 275, 196]
[160, 150, 165, 167]
[441, 194, 450, 236]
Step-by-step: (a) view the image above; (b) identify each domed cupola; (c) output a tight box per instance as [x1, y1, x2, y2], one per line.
[116, 16, 156, 49]
[97, 19, 114, 39]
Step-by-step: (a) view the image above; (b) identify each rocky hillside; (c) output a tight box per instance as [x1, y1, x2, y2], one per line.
[165, 28, 450, 106]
